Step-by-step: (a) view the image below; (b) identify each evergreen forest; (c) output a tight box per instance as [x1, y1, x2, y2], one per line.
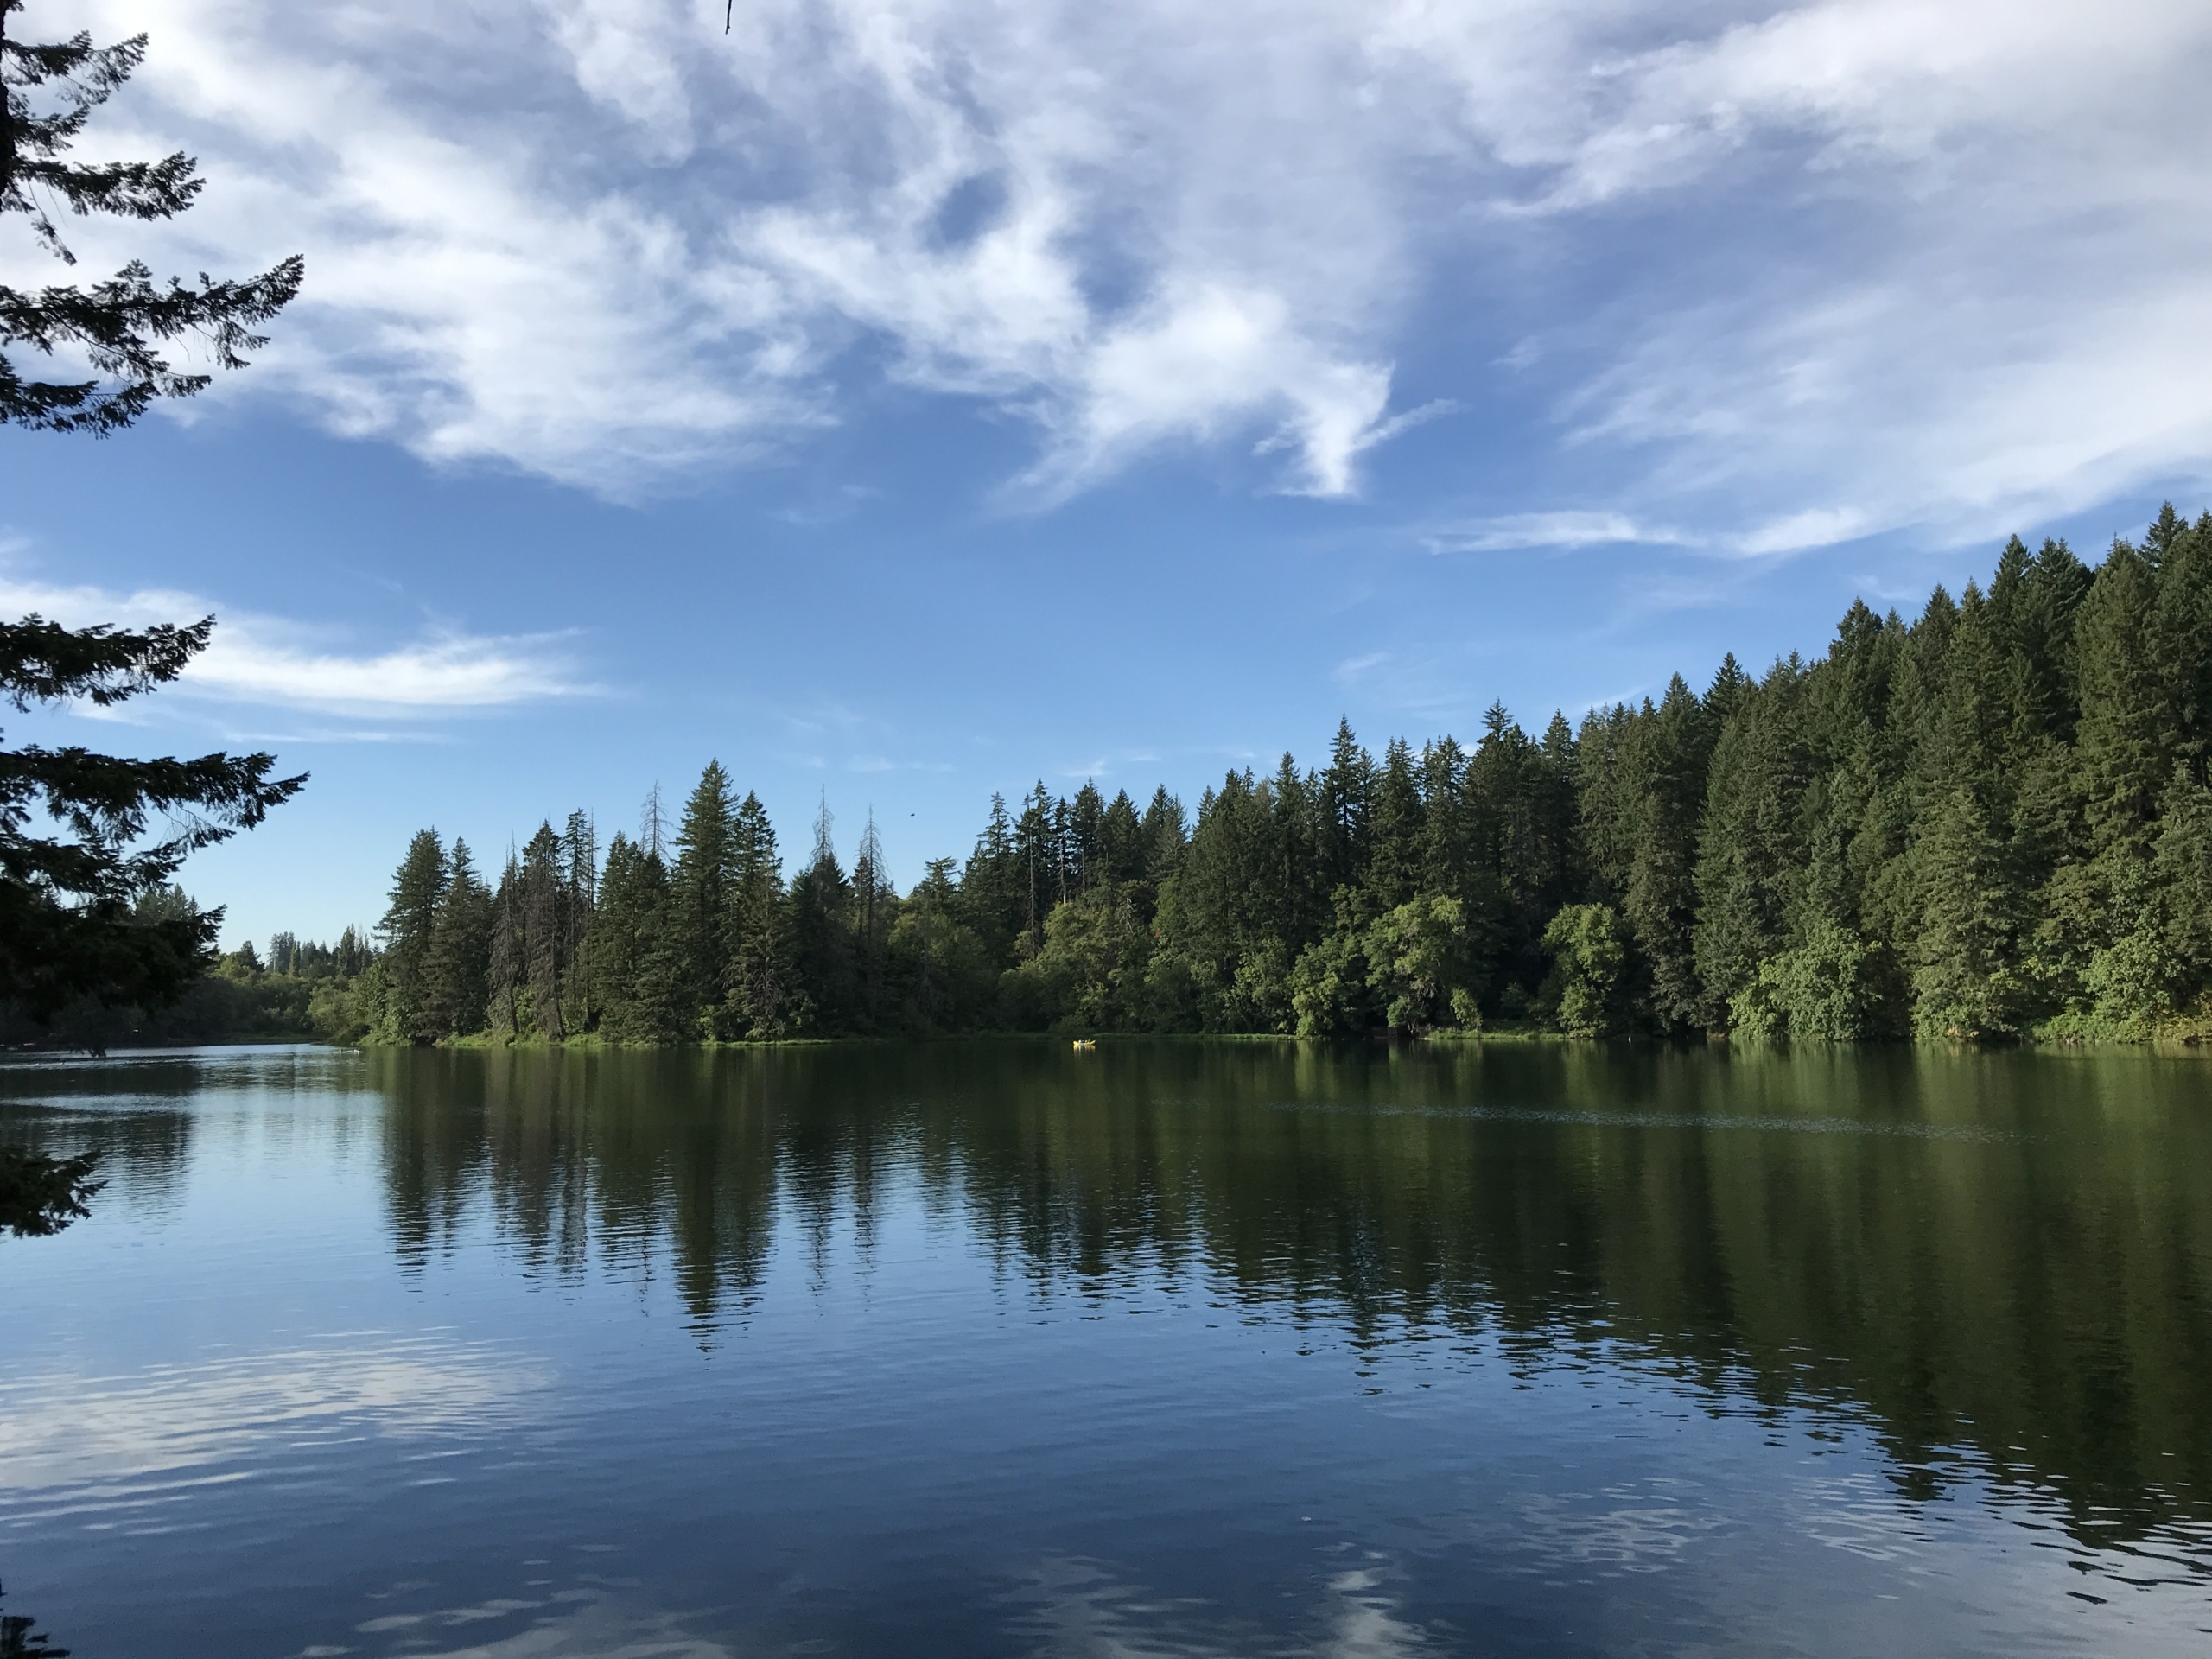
[300, 511, 2212, 1046]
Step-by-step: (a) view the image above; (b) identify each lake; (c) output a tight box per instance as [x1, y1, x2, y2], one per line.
[3, 1040, 2211, 1656]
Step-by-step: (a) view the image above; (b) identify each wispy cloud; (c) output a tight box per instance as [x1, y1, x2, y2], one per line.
[1731, 508, 1872, 556]
[0, 575, 591, 716]
[846, 754, 955, 774]
[37, 0, 2212, 535]
[1332, 651, 1390, 686]
[1430, 512, 1694, 553]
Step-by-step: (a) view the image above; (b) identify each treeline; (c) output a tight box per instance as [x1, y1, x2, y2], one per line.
[358, 508, 2212, 1046]
[0, 891, 377, 1049]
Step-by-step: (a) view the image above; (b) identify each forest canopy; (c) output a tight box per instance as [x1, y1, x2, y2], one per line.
[341, 509, 2212, 1047]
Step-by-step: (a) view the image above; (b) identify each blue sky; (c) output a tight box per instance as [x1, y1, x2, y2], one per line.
[6, 0, 2211, 947]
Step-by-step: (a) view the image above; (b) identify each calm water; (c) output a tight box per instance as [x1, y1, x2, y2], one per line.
[4, 1041, 2212, 1657]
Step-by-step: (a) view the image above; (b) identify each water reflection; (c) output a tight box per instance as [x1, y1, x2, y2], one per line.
[0, 1334, 552, 1529]
[365, 1041, 2212, 1554]
[1006, 1555, 1432, 1659]
[0, 1585, 68, 1658]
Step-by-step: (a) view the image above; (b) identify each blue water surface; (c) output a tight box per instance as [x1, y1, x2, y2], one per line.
[3, 1041, 2210, 1656]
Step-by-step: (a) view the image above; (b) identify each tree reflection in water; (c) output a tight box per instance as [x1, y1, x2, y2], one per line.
[0, 1580, 68, 1657]
[365, 1040, 2212, 1554]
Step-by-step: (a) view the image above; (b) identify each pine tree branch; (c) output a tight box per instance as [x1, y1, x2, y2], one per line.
[0, 613, 212, 708]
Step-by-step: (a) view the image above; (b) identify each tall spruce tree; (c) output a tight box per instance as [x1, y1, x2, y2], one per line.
[958, 793, 1022, 966]
[589, 831, 685, 1045]
[852, 809, 895, 1029]
[559, 810, 597, 1033]
[420, 839, 492, 1039]
[486, 849, 525, 1038]
[1367, 737, 1425, 912]
[671, 763, 737, 1037]
[518, 823, 569, 1039]
[373, 830, 446, 1043]
[1618, 676, 1713, 1031]
[789, 798, 855, 1031]
[1694, 661, 1810, 1026]
[725, 791, 794, 1038]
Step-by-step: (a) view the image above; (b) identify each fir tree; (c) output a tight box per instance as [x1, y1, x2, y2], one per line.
[853, 809, 895, 1030]
[1620, 676, 1712, 1031]
[486, 849, 525, 1038]
[373, 830, 446, 1043]
[0, 615, 304, 1020]
[2074, 542, 2171, 858]
[958, 793, 1023, 966]
[520, 823, 569, 1039]
[559, 810, 598, 1033]
[1912, 783, 2030, 1039]
[1, 3, 302, 432]
[672, 762, 737, 1037]
[725, 791, 795, 1039]
[1100, 789, 1146, 887]
[1140, 787, 1186, 884]
[421, 839, 492, 1039]
[590, 832, 685, 1045]
[1367, 737, 1425, 912]
[789, 798, 855, 1030]
[1317, 717, 1374, 897]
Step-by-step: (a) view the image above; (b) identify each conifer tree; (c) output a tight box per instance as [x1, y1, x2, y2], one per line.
[725, 792, 794, 1038]
[421, 839, 492, 1039]
[1014, 785, 1056, 957]
[373, 830, 446, 1043]
[789, 798, 855, 1030]
[486, 849, 524, 1038]
[1263, 753, 1325, 950]
[1069, 782, 1104, 894]
[2073, 543, 2171, 858]
[1140, 787, 1186, 883]
[2153, 512, 2212, 782]
[1100, 789, 1145, 887]
[2152, 779, 2212, 1012]
[590, 831, 686, 1044]
[559, 810, 598, 1033]
[671, 762, 737, 1037]
[1902, 585, 2033, 1036]
[853, 809, 895, 1030]
[1618, 676, 1712, 1031]
[1, 616, 305, 1020]
[1912, 783, 2030, 1039]
[1694, 663, 1809, 1024]
[1, 2, 302, 431]
[1317, 718, 1373, 897]
[334, 925, 372, 979]
[1367, 738, 1425, 912]
[519, 823, 569, 1039]
[0, 5, 302, 1170]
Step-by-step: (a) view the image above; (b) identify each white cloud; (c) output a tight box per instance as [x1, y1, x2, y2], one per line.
[1431, 512, 1692, 552]
[1732, 507, 1871, 556]
[0, 575, 589, 715]
[24, 0, 2212, 531]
